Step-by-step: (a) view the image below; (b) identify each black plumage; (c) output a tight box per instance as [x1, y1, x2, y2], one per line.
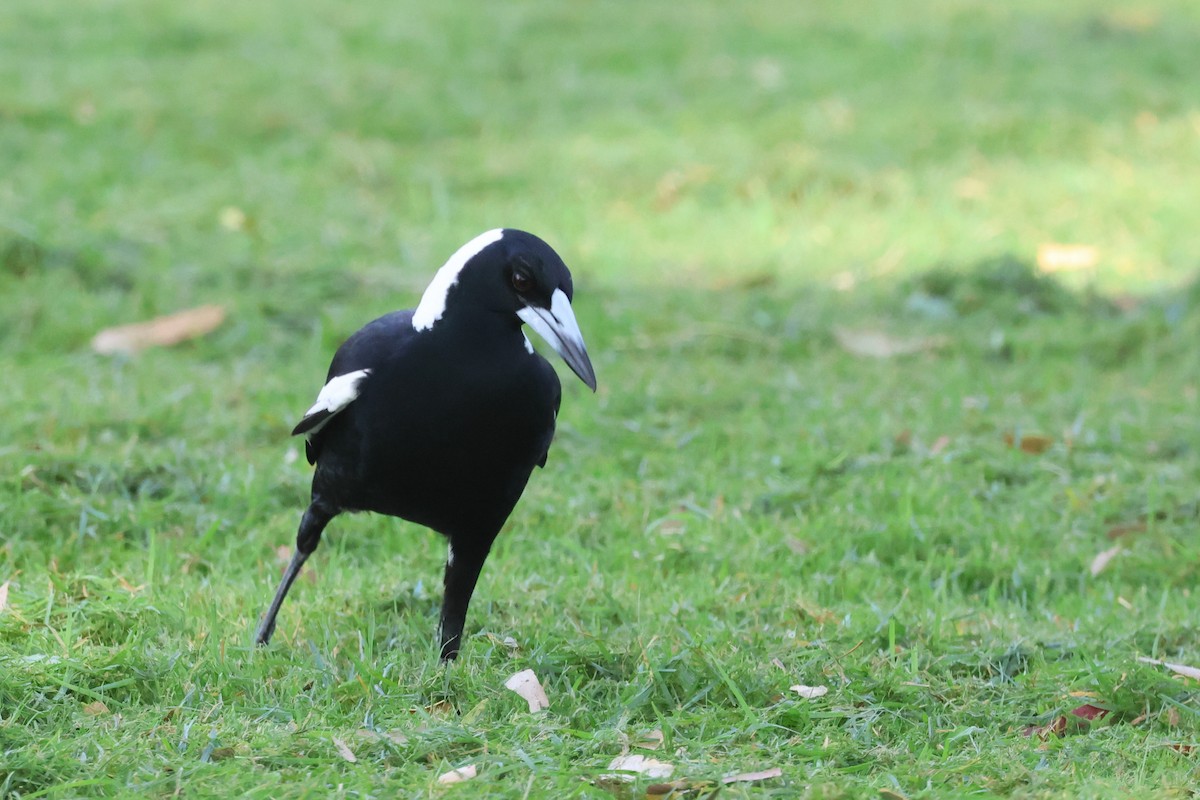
[254, 229, 596, 659]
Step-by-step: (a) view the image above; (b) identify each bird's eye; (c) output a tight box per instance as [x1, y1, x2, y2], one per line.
[511, 271, 533, 293]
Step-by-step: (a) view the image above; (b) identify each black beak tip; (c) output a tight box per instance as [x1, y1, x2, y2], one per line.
[575, 361, 598, 392]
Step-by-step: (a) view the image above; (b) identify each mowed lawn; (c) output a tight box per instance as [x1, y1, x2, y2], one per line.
[2, 0, 1200, 796]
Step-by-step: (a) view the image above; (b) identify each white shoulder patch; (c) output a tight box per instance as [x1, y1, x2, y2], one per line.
[300, 369, 371, 433]
[411, 229, 506, 332]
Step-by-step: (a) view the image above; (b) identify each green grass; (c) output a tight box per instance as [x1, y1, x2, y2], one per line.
[3, 0, 1200, 796]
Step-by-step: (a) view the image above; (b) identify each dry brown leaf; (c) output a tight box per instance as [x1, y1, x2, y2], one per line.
[1023, 715, 1067, 739]
[833, 327, 947, 359]
[355, 729, 409, 746]
[1003, 432, 1053, 454]
[117, 576, 145, 595]
[1024, 702, 1109, 740]
[1070, 703, 1109, 722]
[82, 701, 109, 716]
[722, 767, 783, 784]
[91, 305, 226, 355]
[645, 779, 701, 796]
[332, 736, 357, 763]
[1090, 545, 1123, 577]
[1020, 435, 1053, 454]
[1107, 521, 1147, 540]
[636, 729, 664, 750]
[1037, 243, 1098, 273]
[1021, 434, 1053, 454]
[879, 790, 911, 800]
[1138, 657, 1200, 681]
[603, 755, 674, 781]
[711, 272, 777, 292]
[209, 746, 236, 761]
[504, 669, 549, 713]
[426, 699, 455, 716]
[437, 764, 477, 785]
[0, 580, 8, 612]
[798, 602, 839, 624]
[790, 684, 829, 699]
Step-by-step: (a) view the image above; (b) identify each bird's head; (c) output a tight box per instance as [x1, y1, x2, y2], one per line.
[412, 228, 597, 391]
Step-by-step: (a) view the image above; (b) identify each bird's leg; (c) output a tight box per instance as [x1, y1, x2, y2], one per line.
[438, 538, 493, 661]
[254, 501, 335, 645]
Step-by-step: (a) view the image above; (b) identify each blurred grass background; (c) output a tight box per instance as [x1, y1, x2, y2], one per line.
[2, 0, 1200, 796]
[4, 0, 1199, 314]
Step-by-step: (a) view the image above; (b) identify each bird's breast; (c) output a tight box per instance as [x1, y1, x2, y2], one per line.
[321, 348, 557, 531]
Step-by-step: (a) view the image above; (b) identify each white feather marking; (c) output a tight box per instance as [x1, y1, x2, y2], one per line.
[300, 369, 371, 434]
[522, 332, 535, 355]
[447, 544, 455, 567]
[411, 229, 506, 331]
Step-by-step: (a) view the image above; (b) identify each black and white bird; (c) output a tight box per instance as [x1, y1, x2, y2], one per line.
[254, 229, 596, 659]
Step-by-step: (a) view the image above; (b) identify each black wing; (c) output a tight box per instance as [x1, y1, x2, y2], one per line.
[300, 310, 416, 464]
[536, 361, 562, 469]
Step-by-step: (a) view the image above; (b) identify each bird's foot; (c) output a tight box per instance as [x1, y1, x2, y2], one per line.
[254, 616, 276, 646]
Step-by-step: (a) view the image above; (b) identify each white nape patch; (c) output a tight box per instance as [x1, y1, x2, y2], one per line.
[411, 229, 506, 331]
[300, 369, 371, 433]
[522, 332, 535, 355]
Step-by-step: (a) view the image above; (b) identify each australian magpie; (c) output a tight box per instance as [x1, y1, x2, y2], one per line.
[254, 228, 596, 659]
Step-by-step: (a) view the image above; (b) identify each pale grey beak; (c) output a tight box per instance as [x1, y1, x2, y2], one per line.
[517, 288, 597, 391]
